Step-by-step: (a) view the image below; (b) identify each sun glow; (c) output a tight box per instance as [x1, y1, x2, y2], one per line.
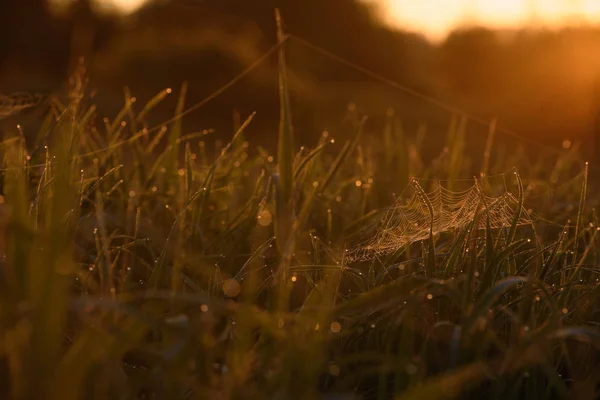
[364, 0, 600, 41]
[100, 0, 149, 14]
[50, 0, 150, 14]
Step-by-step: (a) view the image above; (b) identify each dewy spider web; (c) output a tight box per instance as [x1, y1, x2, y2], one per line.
[346, 173, 533, 262]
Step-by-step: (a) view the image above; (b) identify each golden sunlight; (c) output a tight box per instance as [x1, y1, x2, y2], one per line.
[100, 0, 149, 14]
[50, 0, 150, 14]
[364, 0, 600, 41]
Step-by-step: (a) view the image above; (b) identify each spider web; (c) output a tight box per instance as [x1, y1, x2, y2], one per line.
[346, 175, 533, 262]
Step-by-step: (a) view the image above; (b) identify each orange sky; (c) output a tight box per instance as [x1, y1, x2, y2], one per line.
[363, 0, 600, 41]
[105, 0, 147, 13]
[53, 0, 600, 41]
[50, 0, 148, 14]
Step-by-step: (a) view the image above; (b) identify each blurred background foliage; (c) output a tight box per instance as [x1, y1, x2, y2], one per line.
[2, 0, 600, 158]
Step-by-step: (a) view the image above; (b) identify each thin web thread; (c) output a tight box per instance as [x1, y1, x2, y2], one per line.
[289, 35, 571, 157]
[0, 33, 582, 173]
[0, 38, 289, 172]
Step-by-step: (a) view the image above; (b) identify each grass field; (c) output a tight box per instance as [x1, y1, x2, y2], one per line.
[0, 41, 599, 400]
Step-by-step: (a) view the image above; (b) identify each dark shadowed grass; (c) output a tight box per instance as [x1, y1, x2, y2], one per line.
[0, 50, 599, 400]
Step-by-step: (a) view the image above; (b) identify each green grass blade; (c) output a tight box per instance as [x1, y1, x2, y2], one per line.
[293, 142, 327, 180]
[412, 179, 436, 276]
[136, 88, 172, 123]
[506, 168, 524, 246]
[320, 118, 365, 195]
[464, 277, 528, 334]
[275, 9, 294, 205]
[573, 162, 589, 266]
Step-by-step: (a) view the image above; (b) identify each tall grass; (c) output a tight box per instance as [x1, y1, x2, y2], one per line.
[0, 45, 599, 400]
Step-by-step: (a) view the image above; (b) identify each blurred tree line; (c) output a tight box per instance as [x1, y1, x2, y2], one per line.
[1, 0, 600, 156]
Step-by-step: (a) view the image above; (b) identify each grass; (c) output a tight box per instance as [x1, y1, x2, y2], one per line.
[0, 49, 599, 400]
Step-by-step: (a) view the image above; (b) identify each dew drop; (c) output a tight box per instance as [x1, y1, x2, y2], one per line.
[329, 364, 340, 376]
[330, 321, 342, 333]
[222, 279, 241, 298]
[405, 363, 418, 375]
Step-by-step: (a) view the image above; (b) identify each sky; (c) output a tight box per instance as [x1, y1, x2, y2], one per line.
[54, 0, 600, 42]
[105, 0, 147, 13]
[363, 0, 600, 41]
[50, 0, 148, 14]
